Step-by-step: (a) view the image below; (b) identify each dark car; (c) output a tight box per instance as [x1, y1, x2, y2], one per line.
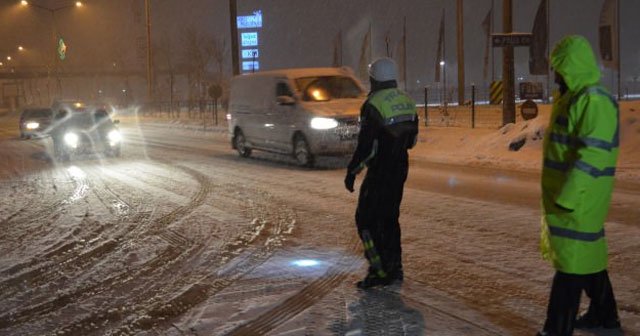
[19, 108, 54, 139]
[51, 109, 122, 161]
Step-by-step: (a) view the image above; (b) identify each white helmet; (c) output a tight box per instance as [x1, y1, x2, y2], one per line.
[368, 57, 398, 82]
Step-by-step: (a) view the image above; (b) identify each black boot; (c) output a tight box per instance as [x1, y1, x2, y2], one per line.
[574, 311, 621, 329]
[356, 273, 393, 289]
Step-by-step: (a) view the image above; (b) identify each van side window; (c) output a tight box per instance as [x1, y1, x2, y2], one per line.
[276, 82, 293, 97]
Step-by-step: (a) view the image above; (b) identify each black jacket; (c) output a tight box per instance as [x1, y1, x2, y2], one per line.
[347, 80, 418, 177]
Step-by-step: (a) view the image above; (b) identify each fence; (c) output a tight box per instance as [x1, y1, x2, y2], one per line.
[417, 84, 506, 129]
[142, 99, 224, 125]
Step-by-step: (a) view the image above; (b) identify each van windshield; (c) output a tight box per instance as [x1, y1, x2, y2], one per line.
[295, 76, 364, 102]
[24, 109, 52, 118]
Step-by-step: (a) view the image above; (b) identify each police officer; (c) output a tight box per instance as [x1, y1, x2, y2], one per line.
[344, 57, 418, 289]
[538, 35, 621, 336]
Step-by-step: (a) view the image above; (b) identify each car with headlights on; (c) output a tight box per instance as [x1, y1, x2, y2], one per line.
[51, 108, 122, 161]
[19, 108, 53, 139]
[228, 67, 365, 167]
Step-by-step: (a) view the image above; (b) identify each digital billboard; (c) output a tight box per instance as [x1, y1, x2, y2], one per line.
[242, 61, 259, 71]
[241, 32, 258, 47]
[237, 10, 262, 29]
[241, 49, 259, 59]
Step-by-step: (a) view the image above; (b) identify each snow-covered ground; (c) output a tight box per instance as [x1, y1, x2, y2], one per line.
[0, 102, 638, 336]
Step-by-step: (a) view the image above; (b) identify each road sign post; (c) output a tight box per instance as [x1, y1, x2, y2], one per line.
[491, 33, 533, 47]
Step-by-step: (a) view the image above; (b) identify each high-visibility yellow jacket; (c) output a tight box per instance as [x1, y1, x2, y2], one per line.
[541, 35, 619, 275]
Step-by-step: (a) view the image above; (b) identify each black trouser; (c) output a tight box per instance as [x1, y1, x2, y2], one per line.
[543, 270, 619, 336]
[355, 166, 407, 278]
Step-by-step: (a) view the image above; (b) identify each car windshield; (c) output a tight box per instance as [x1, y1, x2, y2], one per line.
[295, 76, 364, 102]
[64, 112, 110, 128]
[67, 113, 95, 127]
[24, 109, 52, 118]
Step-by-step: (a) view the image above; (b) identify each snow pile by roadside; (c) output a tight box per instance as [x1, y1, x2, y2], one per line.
[417, 101, 640, 181]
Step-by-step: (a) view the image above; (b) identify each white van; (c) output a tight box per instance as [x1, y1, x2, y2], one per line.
[228, 67, 366, 167]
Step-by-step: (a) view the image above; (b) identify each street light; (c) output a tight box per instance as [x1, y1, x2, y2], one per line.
[18, 46, 24, 51]
[440, 61, 447, 108]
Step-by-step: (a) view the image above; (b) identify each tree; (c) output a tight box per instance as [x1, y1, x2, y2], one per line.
[181, 26, 228, 120]
[155, 35, 178, 118]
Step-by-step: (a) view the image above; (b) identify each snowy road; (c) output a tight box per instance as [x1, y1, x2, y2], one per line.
[0, 113, 638, 335]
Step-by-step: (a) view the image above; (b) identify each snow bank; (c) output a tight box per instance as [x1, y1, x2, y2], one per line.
[417, 101, 640, 181]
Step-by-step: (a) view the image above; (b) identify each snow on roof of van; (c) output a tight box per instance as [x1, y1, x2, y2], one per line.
[234, 67, 356, 79]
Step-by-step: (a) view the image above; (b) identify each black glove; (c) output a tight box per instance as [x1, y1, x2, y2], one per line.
[344, 173, 356, 193]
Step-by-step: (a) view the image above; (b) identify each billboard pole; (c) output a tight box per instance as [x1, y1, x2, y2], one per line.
[229, 0, 240, 76]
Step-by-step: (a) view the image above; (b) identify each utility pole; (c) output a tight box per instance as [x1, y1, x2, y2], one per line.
[502, 0, 516, 125]
[229, 0, 240, 76]
[145, 0, 153, 101]
[456, 0, 465, 105]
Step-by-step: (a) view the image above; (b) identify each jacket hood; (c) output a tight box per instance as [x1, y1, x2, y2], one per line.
[550, 35, 601, 92]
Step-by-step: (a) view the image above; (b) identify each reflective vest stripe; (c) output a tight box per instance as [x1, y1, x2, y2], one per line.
[570, 86, 618, 109]
[543, 159, 616, 177]
[548, 133, 617, 151]
[384, 113, 416, 126]
[350, 140, 378, 175]
[548, 226, 605, 242]
[574, 160, 616, 177]
[543, 158, 569, 172]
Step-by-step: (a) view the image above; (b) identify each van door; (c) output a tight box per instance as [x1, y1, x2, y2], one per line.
[270, 80, 297, 152]
[237, 76, 270, 148]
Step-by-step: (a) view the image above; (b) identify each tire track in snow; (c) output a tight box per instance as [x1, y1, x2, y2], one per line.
[0, 164, 142, 301]
[0, 170, 51, 231]
[129, 127, 525, 334]
[226, 235, 361, 336]
[0, 166, 84, 264]
[55, 180, 296, 335]
[0, 163, 209, 330]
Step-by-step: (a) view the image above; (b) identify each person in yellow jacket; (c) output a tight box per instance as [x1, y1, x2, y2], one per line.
[344, 57, 418, 289]
[537, 35, 621, 336]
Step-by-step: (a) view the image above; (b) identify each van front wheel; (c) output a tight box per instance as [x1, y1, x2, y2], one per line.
[293, 135, 314, 167]
[234, 130, 252, 158]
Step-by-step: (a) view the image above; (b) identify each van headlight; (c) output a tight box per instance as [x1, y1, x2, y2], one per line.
[26, 122, 40, 130]
[310, 117, 338, 130]
[64, 132, 79, 148]
[107, 130, 122, 145]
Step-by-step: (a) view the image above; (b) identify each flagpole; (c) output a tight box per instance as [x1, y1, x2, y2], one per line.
[403, 16, 407, 91]
[456, 0, 465, 105]
[443, 9, 447, 111]
[491, 0, 495, 83]
[546, 0, 550, 102]
[369, 22, 372, 63]
[617, 0, 621, 100]
[339, 29, 343, 67]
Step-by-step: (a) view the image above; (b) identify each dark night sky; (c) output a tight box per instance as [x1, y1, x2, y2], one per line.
[2, 0, 639, 93]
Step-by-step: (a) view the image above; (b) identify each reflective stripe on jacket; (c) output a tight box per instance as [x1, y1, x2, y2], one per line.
[541, 35, 620, 275]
